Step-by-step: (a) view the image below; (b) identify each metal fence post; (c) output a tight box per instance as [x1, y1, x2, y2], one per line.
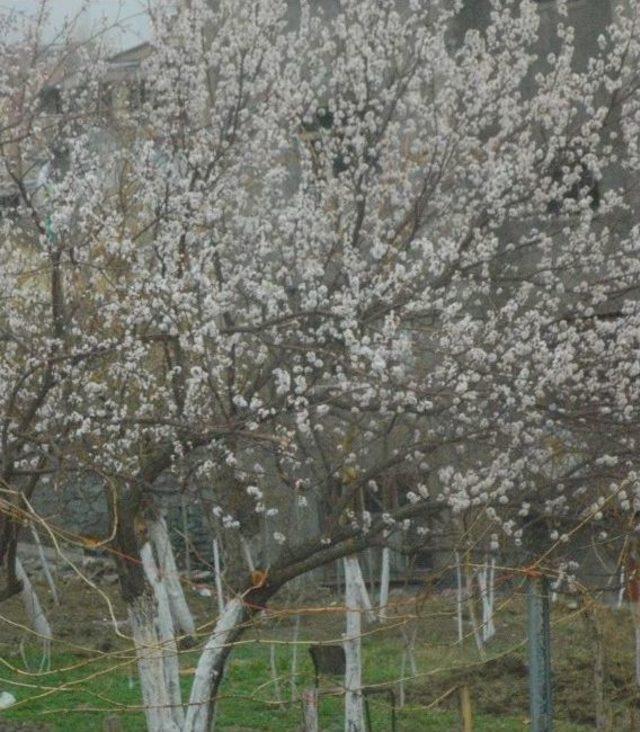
[527, 574, 553, 731]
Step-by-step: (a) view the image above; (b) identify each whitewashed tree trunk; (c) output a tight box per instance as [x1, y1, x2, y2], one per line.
[398, 649, 407, 708]
[488, 556, 496, 638]
[378, 547, 390, 620]
[401, 622, 418, 677]
[290, 614, 301, 701]
[148, 516, 196, 639]
[29, 524, 59, 606]
[352, 555, 376, 624]
[128, 590, 181, 732]
[140, 542, 184, 728]
[343, 556, 365, 732]
[240, 536, 255, 572]
[180, 495, 191, 576]
[477, 557, 495, 643]
[636, 625, 640, 687]
[465, 562, 485, 658]
[617, 567, 625, 609]
[455, 552, 464, 644]
[15, 557, 51, 669]
[212, 538, 225, 616]
[184, 597, 245, 732]
[634, 605, 640, 688]
[269, 643, 281, 701]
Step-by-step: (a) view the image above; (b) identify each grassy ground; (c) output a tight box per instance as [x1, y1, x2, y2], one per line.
[0, 576, 636, 729]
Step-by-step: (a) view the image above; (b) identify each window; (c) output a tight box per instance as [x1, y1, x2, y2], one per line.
[38, 85, 62, 115]
[0, 192, 19, 220]
[547, 150, 601, 215]
[97, 83, 113, 116]
[300, 106, 378, 178]
[127, 80, 147, 110]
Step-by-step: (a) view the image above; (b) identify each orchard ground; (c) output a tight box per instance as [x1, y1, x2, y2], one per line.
[0, 573, 634, 730]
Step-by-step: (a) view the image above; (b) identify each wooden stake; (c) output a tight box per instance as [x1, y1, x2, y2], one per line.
[459, 684, 473, 732]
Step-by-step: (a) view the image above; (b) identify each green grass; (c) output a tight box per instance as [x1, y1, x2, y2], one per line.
[0, 635, 589, 731]
[1, 588, 632, 730]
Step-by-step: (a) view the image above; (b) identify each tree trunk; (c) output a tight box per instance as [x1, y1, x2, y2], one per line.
[617, 567, 625, 609]
[128, 590, 181, 732]
[302, 688, 319, 732]
[398, 648, 406, 708]
[352, 555, 375, 624]
[148, 516, 196, 639]
[140, 542, 184, 728]
[15, 557, 51, 669]
[29, 524, 59, 606]
[343, 556, 365, 732]
[477, 557, 495, 643]
[488, 556, 496, 638]
[184, 598, 246, 732]
[212, 537, 225, 615]
[180, 496, 191, 576]
[455, 552, 464, 644]
[240, 536, 255, 572]
[290, 614, 301, 701]
[589, 610, 607, 731]
[269, 642, 281, 702]
[465, 561, 485, 658]
[378, 546, 390, 620]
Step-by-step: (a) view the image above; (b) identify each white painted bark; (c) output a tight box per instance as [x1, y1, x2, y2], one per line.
[212, 538, 225, 616]
[184, 597, 245, 732]
[290, 614, 301, 701]
[378, 547, 390, 620]
[302, 688, 319, 732]
[269, 643, 281, 702]
[140, 542, 184, 728]
[635, 616, 640, 687]
[465, 563, 485, 658]
[148, 516, 196, 638]
[477, 558, 495, 643]
[343, 556, 365, 732]
[15, 557, 51, 670]
[128, 591, 181, 732]
[398, 648, 406, 708]
[617, 567, 625, 609]
[352, 556, 376, 624]
[240, 536, 255, 572]
[455, 552, 464, 644]
[488, 557, 496, 639]
[29, 524, 59, 606]
[180, 496, 191, 575]
[402, 623, 418, 676]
